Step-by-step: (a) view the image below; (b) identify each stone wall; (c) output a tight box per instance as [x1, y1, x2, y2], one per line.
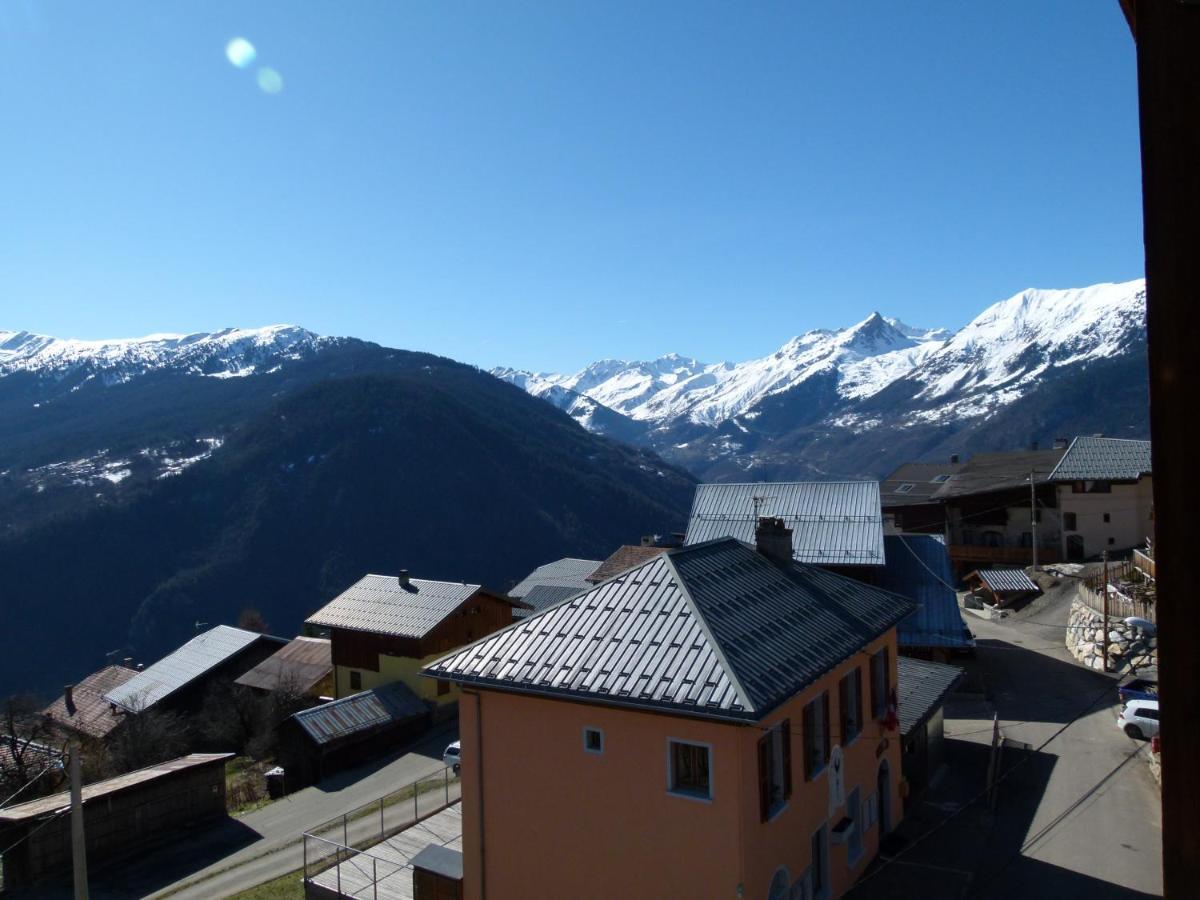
[1065, 591, 1158, 673]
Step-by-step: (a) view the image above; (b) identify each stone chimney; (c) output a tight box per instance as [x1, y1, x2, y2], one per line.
[950, 454, 960, 464]
[64, 685, 75, 716]
[398, 569, 411, 587]
[755, 517, 793, 564]
[1053, 437, 1069, 449]
[123, 657, 133, 669]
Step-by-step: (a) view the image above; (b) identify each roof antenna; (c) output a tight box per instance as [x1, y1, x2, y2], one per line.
[752, 494, 773, 519]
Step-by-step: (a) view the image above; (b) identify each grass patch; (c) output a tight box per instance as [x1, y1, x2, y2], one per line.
[228, 867, 304, 900]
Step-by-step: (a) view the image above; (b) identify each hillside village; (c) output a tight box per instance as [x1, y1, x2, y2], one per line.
[0, 435, 1160, 899]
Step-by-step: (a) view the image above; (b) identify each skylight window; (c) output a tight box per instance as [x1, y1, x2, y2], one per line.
[932, 474, 951, 483]
[895, 483, 915, 493]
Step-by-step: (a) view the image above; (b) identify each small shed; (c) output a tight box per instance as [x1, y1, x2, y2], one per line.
[278, 681, 430, 787]
[897, 657, 963, 801]
[411, 843, 464, 900]
[964, 568, 1041, 608]
[0, 753, 230, 889]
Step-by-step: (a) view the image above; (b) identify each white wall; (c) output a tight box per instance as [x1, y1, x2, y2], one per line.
[1058, 476, 1154, 559]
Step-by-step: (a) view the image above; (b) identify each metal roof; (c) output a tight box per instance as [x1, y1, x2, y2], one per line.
[104, 626, 283, 712]
[425, 538, 916, 723]
[410, 843, 464, 880]
[516, 584, 587, 617]
[292, 681, 428, 746]
[42, 665, 137, 740]
[0, 754, 232, 823]
[509, 558, 600, 599]
[878, 536, 973, 650]
[234, 636, 332, 694]
[897, 657, 963, 736]
[1048, 436, 1152, 482]
[880, 462, 966, 507]
[306, 574, 484, 639]
[971, 568, 1040, 594]
[930, 449, 1066, 500]
[684, 482, 886, 566]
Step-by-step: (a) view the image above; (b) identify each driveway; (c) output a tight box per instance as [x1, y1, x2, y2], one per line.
[62, 721, 458, 899]
[853, 578, 1162, 898]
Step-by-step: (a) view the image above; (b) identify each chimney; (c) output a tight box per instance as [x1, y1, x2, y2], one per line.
[755, 517, 793, 564]
[950, 454, 960, 464]
[1053, 437, 1069, 450]
[64, 685, 76, 716]
[641, 535, 654, 547]
[1031, 440, 1039, 451]
[123, 657, 133, 669]
[398, 569, 410, 587]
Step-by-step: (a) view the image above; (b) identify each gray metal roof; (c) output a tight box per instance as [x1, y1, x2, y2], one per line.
[930, 449, 1066, 499]
[104, 626, 281, 711]
[972, 568, 1040, 594]
[306, 574, 482, 639]
[1048, 436, 1152, 482]
[410, 844, 464, 880]
[897, 656, 963, 736]
[509, 558, 600, 599]
[516, 584, 587, 617]
[878, 536, 973, 650]
[234, 636, 332, 694]
[424, 537, 916, 723]
[880, 462, 966, 507]
[684, 481, 886, 566]
[292, 681, 428, 746]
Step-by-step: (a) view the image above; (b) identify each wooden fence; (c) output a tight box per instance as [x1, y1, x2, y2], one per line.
[1078, 559, 1156, 624]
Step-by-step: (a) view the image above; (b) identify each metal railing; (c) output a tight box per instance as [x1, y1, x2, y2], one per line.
[302, 766, 461, 897]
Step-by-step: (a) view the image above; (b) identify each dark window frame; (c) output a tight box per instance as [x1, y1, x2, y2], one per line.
[668, 739, 712, 800]
[803, 692, 831, 780]
[757, 718, 792, 821]
[839, 667, 863, 745]
[870, 647, 890, 720]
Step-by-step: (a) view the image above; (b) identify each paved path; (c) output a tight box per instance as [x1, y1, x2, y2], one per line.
[854, 580, 1162, 898]
[68, 722, 458, 899]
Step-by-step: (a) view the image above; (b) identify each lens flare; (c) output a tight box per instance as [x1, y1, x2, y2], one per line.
[225, 37, 257, 69]
[256, 67, 284, 95]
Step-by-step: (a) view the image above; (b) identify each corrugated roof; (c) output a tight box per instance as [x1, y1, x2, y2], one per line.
[684, 482, 885, 566]
[425, 538, 915, 723]
[0, 754, 231, 823]
[880, 462, 966, 507]
[516, 584, 587, 617]
[878, 536, 973, 650]
[292, 681, 428, 746]
[306, 575, 483, 639]
[234, 636, 332, 694]
[586, 545, 669, 583]
[42, 665, 137, 740]
[104, 626, 283, 712]
[930, 449, 1066, 500]
[971, 568, 1040, 594]
[509, 558, 600, 599]
[1048, 436, 1152, 482]
[897, 657, 963, 736]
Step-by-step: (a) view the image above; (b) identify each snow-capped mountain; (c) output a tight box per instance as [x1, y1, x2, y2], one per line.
[496, 278, 1149, 479]
[0, 324, 328, 385]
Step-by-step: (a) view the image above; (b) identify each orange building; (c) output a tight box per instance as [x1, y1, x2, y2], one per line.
[425, 518, 918, 900]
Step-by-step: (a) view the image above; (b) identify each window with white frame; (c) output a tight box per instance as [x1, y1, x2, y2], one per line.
[583, 727, 603, 754]
[668, 739, 711, 800]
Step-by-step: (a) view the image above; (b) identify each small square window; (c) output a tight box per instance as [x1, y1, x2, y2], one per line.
[1108, 537, 1116, 545]
[668, 740, 711, 800]
[1103, 512, 1111, 523]
[583, 727, 604, 754]
[932, 474, 951, 483]
[894, 483, 914, 494]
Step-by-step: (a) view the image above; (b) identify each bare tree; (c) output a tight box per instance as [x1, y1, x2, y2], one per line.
[1, 694, 63, 803]
[104, 692, 191, 775]
[237, 608, 270, 633]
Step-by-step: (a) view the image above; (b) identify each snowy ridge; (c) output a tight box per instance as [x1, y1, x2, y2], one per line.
[0, 325, 327, 382]
[494, 278, 1146, 432]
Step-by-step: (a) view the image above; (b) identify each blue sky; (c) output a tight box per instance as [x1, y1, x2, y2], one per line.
[0, 2, 1141, 372]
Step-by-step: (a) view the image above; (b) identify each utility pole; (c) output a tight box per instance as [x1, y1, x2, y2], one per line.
[1102, 550, 1110, 674]
[1029, 469, 1038, 572]
[69, 739, 89, 899]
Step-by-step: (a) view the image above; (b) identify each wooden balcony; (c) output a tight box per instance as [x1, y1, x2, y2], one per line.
[948, 544, 1061, 568]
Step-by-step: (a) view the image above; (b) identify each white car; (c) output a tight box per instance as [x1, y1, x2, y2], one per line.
[443, 740, 461, 773]
[1117, 698, 1159, 740]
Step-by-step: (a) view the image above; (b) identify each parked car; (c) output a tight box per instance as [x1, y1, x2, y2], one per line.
[1118, 678, 1158, 704]
[1117, 698, 1159, 740]
[443, 740, 461, 773]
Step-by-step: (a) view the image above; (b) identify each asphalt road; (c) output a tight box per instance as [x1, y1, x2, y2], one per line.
[855, 579, 1162, 899]
[66, 721, 459, 899]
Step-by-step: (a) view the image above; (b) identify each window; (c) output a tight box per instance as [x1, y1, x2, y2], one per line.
[846, 787, 863, 865]
[437, 679, 450, 696]
[668, 740, 711, 799]
[932, 474, 951, 483]
[870, 648, 890, 720]
[894, 483, 914, 494]
[1103, 512, 1111, 523]
[757, 720, 792, 820]
[1092, 481, 1112, 493]
[802, 692, 830, 779]
[839, 668, 862, 744]
[1108, 537, 1116, 545]
[863, 791, 878, 830]
[1064, 512, 1078, 530]
[767, 867, 790, 900]
[349, 670, 362, 691]
[810, 824, 829, 899]
[583, 727, 604, 754]
[1141, 707, 1159, 721]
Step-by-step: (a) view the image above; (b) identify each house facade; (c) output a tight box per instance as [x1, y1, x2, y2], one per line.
[425, 520, 916, 900]
[306, 571, 524, 705]
[1049, 437, 1153, 561]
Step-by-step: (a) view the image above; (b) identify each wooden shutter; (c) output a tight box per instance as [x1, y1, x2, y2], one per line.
[853, 668, 863, 735]
[821, 692, 831, 761]
[802, 701, 815, 778]
[838, 675, 849, 744]
[781, 718, 792, 799]
[884, 646, 891, 698]
[870, 652, 881, 718]
[757, 733, 771, 821]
